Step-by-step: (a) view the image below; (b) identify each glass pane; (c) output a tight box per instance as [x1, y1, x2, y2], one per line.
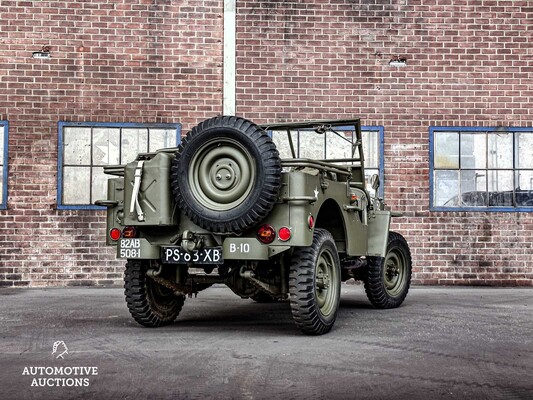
[121, 128, 148, 164]
[270, 130, 295, 159]
[516, 171, 533, 207]
[434, 132, 459, 169]
[516, 170, 533, 191]
[92, 167, 109, 203]
[63, 127, 91, 165]
[0, 125, 4, 165]
[93, 128, 120, 166]
[149, 129, 176, 152]
[516, 132, 533, 168]
[325, 130, 353, 160]
[362, 130, 379, 168]
[487, 131, 513, 169]
[459, 170, 487, 206]
[434, 170, 459, 206]
[63, 166, 90, 204]
[488, 170, 514, 206]
[365, 168, 379, 197]
[461, 133, 486, 169]
[298, 130, 325, 159]
[0, 166, 3, 200]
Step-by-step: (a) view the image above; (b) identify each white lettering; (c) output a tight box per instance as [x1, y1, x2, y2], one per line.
[121, 239, 141, 249]
[120, 249, 141, 258]
[230, 243, 237, 253]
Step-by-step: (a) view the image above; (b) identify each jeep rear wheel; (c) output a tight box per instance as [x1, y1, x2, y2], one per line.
[364, 232, 412, 309]
[124, 260, 185, 327]
[289, 229, 341, 335]
[171, 116, 282, 233]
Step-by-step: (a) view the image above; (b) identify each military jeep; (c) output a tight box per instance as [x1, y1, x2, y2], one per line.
[98, 116, 412, 335]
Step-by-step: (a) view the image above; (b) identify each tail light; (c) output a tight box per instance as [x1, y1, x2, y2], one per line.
[257, 224, 276, 244]
[122, 226, 138, 238]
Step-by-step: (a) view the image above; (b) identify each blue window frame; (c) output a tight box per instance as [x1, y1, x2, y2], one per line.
[430, 126, 533, 212]
[269, 125, 385, 197]
[58, 122, 181, 210]
[0, 120, 8, 209]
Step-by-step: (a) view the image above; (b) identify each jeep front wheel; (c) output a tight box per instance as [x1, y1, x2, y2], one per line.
[124, 260, 185, 327]
[289, 229, 341, 335]
[364, 232, 412, 309]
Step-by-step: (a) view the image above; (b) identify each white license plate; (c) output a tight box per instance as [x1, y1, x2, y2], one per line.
[161, 247, 223, 264]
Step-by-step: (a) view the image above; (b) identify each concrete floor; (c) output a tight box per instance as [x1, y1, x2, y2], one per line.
[0, 285, 532, 400]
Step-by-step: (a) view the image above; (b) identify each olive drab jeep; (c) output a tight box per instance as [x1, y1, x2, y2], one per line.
[97, 117, 412, 335]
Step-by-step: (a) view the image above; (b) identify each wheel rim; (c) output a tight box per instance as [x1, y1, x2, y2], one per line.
[147, 279, 178, 314]
[315, 248, 339, 317]
[384, 247, 407, 296]
[188, 138, 255, 211]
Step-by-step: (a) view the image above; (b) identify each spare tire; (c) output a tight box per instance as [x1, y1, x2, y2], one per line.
[171, 116, 282, 233]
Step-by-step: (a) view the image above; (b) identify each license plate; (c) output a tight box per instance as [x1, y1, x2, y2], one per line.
[161, 247, 223, 264]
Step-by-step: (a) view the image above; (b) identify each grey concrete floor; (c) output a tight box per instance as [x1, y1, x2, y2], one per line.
[0, 285, 532, 400]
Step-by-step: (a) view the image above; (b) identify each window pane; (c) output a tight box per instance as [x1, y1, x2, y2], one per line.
[0, 166, 3, 200]
[149, 129, 176, 152]
[516, 170, 533, 207]
[460, 170, 487, 206]
[63, 166, 90, 204]
[93, 128, 120, 166]
[325, 130, 353, 160]
[362, 130, 379, 168]
[270, 130, 295, 159]
[516, 132, 533, 168]
[487, 131, 513, 169]
[435, 170, 459, 206]
[488, 170, 514, 206]
[0, 125, 4, 165]
[92, 167, 109, 203]
[121, 128, 148, 164]
[461, 133, 486, 169]
[299, 130, 325, 159]
[434, 132, 459, 169]
[516, 170, 533, 191]
[64, 127, 91, 165]
[365, 168, 379, 197]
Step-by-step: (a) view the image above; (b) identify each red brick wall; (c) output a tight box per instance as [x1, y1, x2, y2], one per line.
[0, 0, 531, 287]
[236, 0, 533, 285]
[0, 0, 223, 287]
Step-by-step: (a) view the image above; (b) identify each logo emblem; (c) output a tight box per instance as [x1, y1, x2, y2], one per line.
[52, 341, 69, 359]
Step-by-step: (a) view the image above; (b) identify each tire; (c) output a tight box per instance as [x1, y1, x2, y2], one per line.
[364, 232, 412, 309]
[289, 229, 341, 335]
[171, 116, 282, 233]
[124, 260, 185, 327]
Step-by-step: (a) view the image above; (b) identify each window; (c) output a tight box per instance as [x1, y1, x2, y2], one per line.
[430, 127, 533, 211]
[0, 121, 8, 209]
[270, 125, 384, 197]
[58, 122, 181, 209]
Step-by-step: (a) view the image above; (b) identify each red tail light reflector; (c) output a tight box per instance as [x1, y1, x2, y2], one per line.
[109, 228, 122, 241]
[278, 227, 292, 242]
[257, 224, 276, 244]
[308, 215, 315, 229]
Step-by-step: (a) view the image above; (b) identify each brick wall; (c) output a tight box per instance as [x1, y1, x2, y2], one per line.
[236, 0, 533, 285]
[0, 0, 223, 287]
[0, 0, 531, 287]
